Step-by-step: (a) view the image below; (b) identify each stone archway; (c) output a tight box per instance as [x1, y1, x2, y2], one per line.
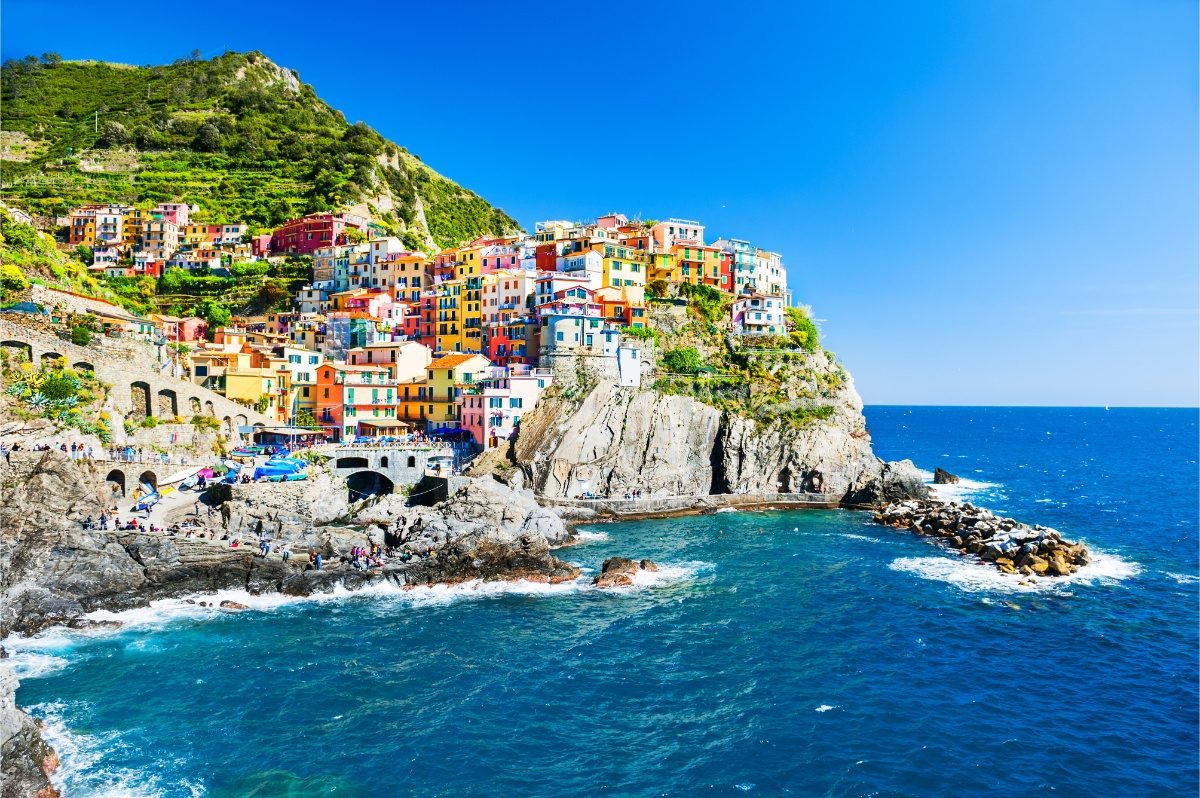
[204, 400, 215, 417]
[0, 341, 32, 362]
[130, 381, 152, 420]
[336, 456, 369, 469]
[347, 471, 393, 500]
[157, 388, 178, 418]
[105, 469, 126, 498]
[189, 396, 202, 415]
[41, 351, 64, 366]
[223, 416, 233, 435]
[137, 470, 158, 493]
[72, 361, 95, 374]
[234, 414, 247, 429]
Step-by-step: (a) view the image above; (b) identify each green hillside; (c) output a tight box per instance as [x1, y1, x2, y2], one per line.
[0, 51, 519, 249]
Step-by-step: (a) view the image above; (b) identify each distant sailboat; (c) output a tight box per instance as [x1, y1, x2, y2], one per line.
[1104, 405, 1110, 411]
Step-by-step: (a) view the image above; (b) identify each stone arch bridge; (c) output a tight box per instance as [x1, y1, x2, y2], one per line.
[328, 445, 455, 500]
[0, 317, 274, 440]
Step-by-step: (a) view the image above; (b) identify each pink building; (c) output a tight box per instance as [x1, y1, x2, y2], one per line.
[154, 203, 191, 227]
[461, 365, 553, 447]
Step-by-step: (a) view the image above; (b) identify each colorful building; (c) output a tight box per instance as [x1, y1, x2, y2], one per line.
[424, 353, 490, 434]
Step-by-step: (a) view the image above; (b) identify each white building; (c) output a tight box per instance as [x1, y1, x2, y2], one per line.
[732, 294, 787, 336]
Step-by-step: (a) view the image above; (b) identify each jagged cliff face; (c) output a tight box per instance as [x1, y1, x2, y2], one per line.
[511, 354, 922, 505]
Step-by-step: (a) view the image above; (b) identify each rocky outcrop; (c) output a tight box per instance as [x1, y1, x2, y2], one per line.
[513, 382, 723, 497]
[0, 665, 60, 798]
[366, 478, 579, 586]
[0, 456, 578, 636]
[509, 369, 927, 506]
[593, 556, 659, 588]
[933, 468, 960, 484]
[874, 499, 1091, 577]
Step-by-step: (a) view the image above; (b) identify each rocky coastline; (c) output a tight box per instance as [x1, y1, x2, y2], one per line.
[0, 662, 59, 798]
[873, 498, 1091, 577]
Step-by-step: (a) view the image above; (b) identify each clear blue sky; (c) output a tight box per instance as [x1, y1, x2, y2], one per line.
[4, 0, 1197, 406]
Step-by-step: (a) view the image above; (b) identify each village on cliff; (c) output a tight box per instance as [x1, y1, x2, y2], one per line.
[3, 202, 794, 450]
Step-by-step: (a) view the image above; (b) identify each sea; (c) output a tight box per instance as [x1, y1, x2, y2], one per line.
[6, 407, 1198, 797]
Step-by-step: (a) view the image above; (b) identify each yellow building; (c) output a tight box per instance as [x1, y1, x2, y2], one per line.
[425, 353, 490, 431]
[434, 280, 465, 353]
[648, 251, 677, 287]
[225, 367, 291, 422]
[600, 243, 649, 290]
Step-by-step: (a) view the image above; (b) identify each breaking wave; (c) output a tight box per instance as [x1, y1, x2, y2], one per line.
[889, 548, 1140, 594]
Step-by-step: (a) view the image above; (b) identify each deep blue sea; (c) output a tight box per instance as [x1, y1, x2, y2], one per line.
[8, 407, 1199, 797]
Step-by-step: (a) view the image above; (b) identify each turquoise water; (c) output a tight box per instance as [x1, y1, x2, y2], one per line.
[8, 407, 1198, 797]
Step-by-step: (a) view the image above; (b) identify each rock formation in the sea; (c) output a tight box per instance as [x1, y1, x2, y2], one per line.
[505, 364, 928, 506]
[873, 499, 1091, 577]
[0, 664, 60, 798]
[593, 556, 659, 588]
[933, 468, 960, 484]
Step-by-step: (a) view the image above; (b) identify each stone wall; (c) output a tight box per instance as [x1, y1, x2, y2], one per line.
[0, 315, 273, 444]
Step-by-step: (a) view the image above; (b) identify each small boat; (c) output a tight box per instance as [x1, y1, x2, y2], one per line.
[222, 459, 240, 471]
[179, 475, 199, 490]
[134, 492, 161, 512]
[160, 467, 203, 488]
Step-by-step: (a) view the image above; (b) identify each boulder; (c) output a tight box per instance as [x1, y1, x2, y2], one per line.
[593, 556, 660, 588]
[219, 600, 249, 610]
[933, 468, 960, 484]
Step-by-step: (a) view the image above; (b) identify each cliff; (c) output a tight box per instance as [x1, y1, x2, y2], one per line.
[505, 338, 924, 505]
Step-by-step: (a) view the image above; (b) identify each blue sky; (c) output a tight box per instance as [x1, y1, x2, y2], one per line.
[4, 0, 1196, 406]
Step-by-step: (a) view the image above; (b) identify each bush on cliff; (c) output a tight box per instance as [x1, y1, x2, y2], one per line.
[662, 346, 703, 375]
[785, 306, 820, 353]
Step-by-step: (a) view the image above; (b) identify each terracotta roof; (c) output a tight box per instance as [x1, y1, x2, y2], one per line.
[429, 353, 486, 369]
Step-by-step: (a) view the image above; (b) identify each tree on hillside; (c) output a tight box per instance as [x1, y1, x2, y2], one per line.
[193, 121, 222, 152]
[193, 298, 231, 337]
[97, 121, 130, 148]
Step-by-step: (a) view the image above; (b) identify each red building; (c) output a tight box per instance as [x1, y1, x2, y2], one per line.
[535, 243, 558, 272]
[270, 212, 369, 255]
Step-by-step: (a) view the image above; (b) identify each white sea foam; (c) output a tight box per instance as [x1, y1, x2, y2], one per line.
[915, 467, 999, 502]
[570, 530, 611, 544]
[4, 561, 716, 659]
[814, 704, 837, 712]
[1165, 572, 1200, 585]
[31, 701, 187, 798]
[3, 651, 70, 679]
[889, 548, 1141, 594]
[626, 561, 714, 589]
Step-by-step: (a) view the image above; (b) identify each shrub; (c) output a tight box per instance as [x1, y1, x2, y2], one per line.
[192, 415, 221, 431]
[662, 346, 703, 375]
[70, 325, 92, 346]
[1, 263, 29, 292]
[785, 306, 820, 353]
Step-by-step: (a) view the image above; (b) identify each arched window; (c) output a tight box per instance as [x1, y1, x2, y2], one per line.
[380, 456, 388, 468]
[407, 456, 416, 468]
